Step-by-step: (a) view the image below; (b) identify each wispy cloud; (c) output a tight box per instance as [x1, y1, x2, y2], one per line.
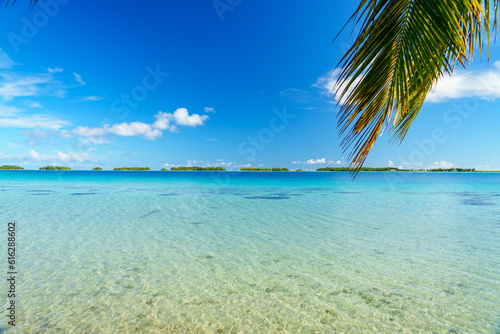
[204, 107, 215, 113]
[0, 114, 70, 129]
[72, 126, 106, 137]
[427, 161, 454, 169]
[73, 72, 85, 85]
[0, 49, 17, 69]
[0, 72, 63, 101]
[47, 67, 63, 74]
[0, 104, 23, 117]
[82, 96, 104, 102]
[27, 101, 43, 108]
[280, 88, 312, 104]
[292, 158, 327, 164]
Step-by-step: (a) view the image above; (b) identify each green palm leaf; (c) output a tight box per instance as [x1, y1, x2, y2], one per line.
[335, 0, 498, 172]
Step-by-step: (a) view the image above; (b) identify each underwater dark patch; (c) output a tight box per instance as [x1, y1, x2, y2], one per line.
[454, 192, 480, 197]
[27, 190, 53, 192]
[245, 195, 289, 200]
[158, 193, 180, 196]
[139, 210, 160, 218]
[29, 193, 51, 195]
[460, 198, 496, 206]
[190, 222, 204, 225]
[70, 192, 98, 195]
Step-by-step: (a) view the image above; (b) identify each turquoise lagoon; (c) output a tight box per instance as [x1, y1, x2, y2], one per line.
[0, 171, 499, 333]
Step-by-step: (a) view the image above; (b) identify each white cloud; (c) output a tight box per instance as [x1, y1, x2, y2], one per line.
[318, 66, 500, 105]
[72, 126, 106, 137]
[24, 149, 94, 163]
[0, 72, 55, 101]
[426, 69, 500, 102]
[59, 130, 73, 138]
[427, 161, 454, 169]
[18, 108, 209, 142]
[152, 111, 177, 132]
[78, 137, 110, 144]
[73, 72, 85, 85]
[82, 96, 104, 102]
[58, 151, 68, 161]
[47, 67, 63, 74]
[28, 101, 43, 108]
[21, 127, 51, 139]
[314, 69, 357, 105]
[204, 107, 215, 113]
[0, 104, 23, 117]
[28, 149, 40, 160]
[206, 138, 218, 142]
[305, 158, 326, 164]
[0, 114, 70, 129]
[0, 49, 16, 69]
[105, 121, 162, 140]
[172, 108, 209, 127]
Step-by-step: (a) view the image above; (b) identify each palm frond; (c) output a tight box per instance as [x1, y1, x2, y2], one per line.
[335, 0, 498, 173]
[5, 0, 37, 9]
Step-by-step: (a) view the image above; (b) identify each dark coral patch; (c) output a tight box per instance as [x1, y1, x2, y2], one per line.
[245, 195, 289, 200]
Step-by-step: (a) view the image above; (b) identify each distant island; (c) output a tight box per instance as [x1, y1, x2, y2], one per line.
[169, 167, 225, 171]
[39, 166, 71, 170]
[316, 167, 477, 172]
[240, 168, 289, 171]
[428, 168, 476, 172]
[113, 167, 151, 171]
[0, 165, 24, 170]
[20, 166, 487, 172]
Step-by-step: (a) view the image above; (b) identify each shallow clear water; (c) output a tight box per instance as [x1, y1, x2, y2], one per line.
[1, 171, 499, 333]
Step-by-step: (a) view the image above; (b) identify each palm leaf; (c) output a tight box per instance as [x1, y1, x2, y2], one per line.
[5, 0, 37, 8]
[335, 0, 498, 173]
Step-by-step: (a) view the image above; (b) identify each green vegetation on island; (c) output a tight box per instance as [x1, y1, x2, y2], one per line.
[241, 168, 272, 171]
[113, 167, 151, 171]
[170, 167, 225, 171]
[296, 169, 304, 171]
[39, 166, 71, 170]
[92, 167, 103, 171]
[0, 165, 24, 170]
[161, 168, 168, 171]
[428, 168, 476, 172]
[240, 168, 289, 171]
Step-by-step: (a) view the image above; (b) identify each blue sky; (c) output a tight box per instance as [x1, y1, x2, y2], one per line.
[1, 1, 500, 170]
